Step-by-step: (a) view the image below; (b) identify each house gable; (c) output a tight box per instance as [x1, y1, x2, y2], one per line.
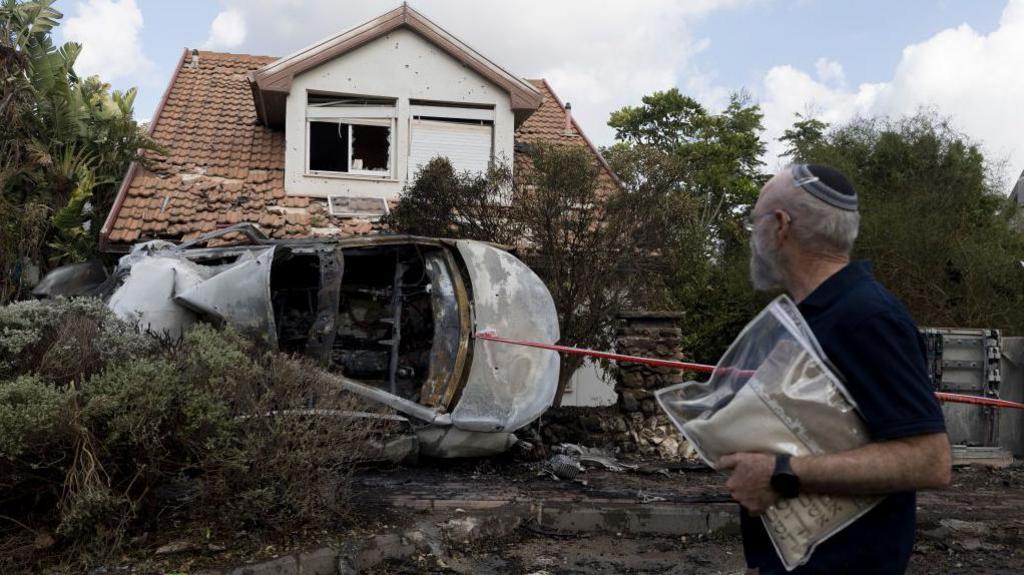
[249, 4, 541, 129]
[282, 27, 517, 199]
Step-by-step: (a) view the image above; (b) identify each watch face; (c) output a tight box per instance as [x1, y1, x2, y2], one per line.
[772, 473, 800, 498]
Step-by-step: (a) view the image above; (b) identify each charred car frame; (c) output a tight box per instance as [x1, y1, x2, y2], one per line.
[38, 224, 560, 458]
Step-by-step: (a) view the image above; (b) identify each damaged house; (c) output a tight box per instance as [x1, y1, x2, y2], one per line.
[99, 4, 621, 247]
[86, 4, 623, 454]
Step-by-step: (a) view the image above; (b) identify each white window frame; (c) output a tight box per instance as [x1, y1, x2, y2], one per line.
[303, 90, 395, 180]
[305, 118, 396, 180]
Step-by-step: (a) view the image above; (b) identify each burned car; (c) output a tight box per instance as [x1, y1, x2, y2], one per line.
[39, 224, 560, 458]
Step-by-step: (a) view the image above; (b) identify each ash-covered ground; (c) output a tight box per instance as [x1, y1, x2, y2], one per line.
[352, 458, 1024, 574]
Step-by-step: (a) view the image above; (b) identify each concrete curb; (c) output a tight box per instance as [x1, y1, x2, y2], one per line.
[214, 498, 740, 574]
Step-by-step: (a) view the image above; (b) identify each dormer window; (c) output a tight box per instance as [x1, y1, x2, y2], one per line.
[306, 94, 396, 179]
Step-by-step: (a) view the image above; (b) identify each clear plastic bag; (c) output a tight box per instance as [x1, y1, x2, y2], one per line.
[655, 295, 882, 570]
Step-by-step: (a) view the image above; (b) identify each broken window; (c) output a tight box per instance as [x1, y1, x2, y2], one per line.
[308, 121, 392, 176]
[351, 124, 390, 172]
[309, 121, 349, 173]
[306, 93, 396, 177]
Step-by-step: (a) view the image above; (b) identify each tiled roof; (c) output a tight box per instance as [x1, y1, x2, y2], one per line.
[517, 79, 622, 199]
[101, 51, 621, 249]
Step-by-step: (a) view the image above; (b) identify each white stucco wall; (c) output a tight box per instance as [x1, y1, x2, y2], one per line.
[284, 28, 515, 199]
[561, 360, 618, 407]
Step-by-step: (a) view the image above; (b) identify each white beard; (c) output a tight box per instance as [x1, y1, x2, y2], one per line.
[749, 226, 785, 292]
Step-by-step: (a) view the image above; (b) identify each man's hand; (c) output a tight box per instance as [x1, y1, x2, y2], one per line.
[719, 452, 778, 515]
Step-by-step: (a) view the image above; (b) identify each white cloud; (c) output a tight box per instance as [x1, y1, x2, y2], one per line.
[814, 57, 845, 87]
[205, 0, 752, 145]
[204, 9, 247, 50]
[759, 0, 1024, 183]
[62, 0, 152, 82]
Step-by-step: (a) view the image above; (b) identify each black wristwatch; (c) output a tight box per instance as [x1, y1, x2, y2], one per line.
[770, 454, 801, 499]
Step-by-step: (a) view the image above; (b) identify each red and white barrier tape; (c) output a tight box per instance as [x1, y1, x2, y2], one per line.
[475, 331, 1024, 411]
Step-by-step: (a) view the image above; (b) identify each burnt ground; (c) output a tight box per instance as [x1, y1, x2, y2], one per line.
[351, 458, 1024, 574]
[24, 459, 1024, 574]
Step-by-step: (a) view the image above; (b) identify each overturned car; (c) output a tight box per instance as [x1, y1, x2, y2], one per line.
[38, 224, 560, 458]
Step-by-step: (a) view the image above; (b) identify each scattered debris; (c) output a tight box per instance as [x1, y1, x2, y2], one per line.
[155, 540, 197, 556]
[541, 443, 642, 481]
[543, 454, 584, 480]
[637, 490, 668, 504]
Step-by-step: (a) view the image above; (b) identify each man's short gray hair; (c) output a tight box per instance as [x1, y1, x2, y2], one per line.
[787, 190, 860, 256]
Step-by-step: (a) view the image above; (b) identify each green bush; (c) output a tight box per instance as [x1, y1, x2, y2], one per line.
[0, 375, 67, 458]
[0, 298, 155, 382]
[202, 353, 384, 525]
[0, 299, 388, 572]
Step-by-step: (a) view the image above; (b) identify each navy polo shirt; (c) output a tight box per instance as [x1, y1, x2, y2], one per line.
[741, 261, 947, 574]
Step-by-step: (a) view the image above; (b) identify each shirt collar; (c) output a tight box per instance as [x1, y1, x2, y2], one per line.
[798, 260, 874, 311]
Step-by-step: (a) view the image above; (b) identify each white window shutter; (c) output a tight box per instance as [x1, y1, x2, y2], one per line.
[408, 119, 493, 179]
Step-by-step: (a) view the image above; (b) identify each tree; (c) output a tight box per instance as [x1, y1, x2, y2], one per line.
[0, 0, 156, 303]
[779, 112, 827, 161]
[607, 89, 765, 246]
[782, 112, 1024, 332]
[385, 145, 679, 405]
[604, 89, 770, 362]
[383, 157, 521, 244]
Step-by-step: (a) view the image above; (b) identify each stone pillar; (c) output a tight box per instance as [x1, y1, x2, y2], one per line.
[615, 311, 686, 415]
[614, 311, 692, 458]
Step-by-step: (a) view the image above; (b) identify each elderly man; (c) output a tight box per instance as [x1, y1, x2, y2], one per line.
[721, 164, 951, 574]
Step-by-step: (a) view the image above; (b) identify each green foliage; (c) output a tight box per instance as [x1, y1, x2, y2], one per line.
[778, 113, 827, 161]
[605, 89, 769, 362]
[0, 374, 65, 457]
[0, 298, 154, 381]
[1, 0, 159, 303]
[782, 112, 1024, 332]
[382, 157, 519, 243]
[203, 353, 388, 524]
[83, 357, 206, 451]
[607, 89, 766, 215]
[0, 299, 385, 570]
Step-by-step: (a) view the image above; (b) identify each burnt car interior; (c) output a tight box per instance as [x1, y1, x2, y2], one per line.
[271, 243, 461, 406]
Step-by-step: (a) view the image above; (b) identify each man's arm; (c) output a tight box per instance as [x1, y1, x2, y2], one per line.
[792, 431, 951, 494]
[720, 432, 951, 514]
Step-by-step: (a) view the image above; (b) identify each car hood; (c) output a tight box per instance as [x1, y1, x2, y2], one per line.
[450, 240, 560, 432]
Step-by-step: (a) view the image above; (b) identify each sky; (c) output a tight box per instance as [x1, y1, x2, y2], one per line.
[53, 0, 1024, 189]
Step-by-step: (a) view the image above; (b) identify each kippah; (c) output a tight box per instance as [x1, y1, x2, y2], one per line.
[790, 163, 858, 211]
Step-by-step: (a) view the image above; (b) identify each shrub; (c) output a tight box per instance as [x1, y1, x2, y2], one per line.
[0, 375, 67, 458]
[201, 353, 382, 526]
[0, 298, 155, 383]
[0, 299, 390, 572]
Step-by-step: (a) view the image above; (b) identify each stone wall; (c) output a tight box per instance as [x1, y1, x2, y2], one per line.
[541, 312, 696, 460]
[615, 312, 686, 415]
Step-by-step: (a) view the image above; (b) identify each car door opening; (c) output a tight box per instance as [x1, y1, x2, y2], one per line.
[270, 244, 461, 406]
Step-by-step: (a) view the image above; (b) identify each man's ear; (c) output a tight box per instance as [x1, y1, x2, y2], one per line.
[774, 209, 792, 241]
